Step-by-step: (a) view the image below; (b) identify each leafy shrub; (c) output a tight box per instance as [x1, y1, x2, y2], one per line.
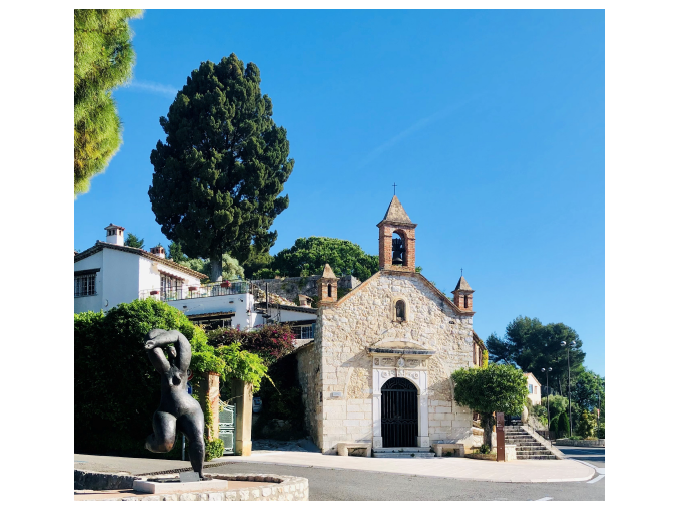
[576, 410, 597, 439]
[542, 395, 569, 420]
[205, 438, 224, 461]
[216, 343, 270, 392]
[597, 423, 605, 439]
[479, 444, 491, 454]
[557, 412, 571, 439]
[74, 298, 266, 457]
[208, 324, 295, 366]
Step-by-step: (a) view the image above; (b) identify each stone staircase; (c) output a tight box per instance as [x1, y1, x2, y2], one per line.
[504, 426, 557, 460]
[372, 447, 435, 459]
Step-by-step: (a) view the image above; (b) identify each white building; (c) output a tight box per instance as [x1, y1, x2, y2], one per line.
[524, 372, 542, 406]
[74, 224, 206, 314]
[74, 223, 317, 336]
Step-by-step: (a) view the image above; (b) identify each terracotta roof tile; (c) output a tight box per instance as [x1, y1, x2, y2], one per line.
[74, 241, 207, 280]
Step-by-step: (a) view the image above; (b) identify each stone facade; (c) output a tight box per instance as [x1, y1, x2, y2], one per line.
[292, 195, 482, 455]
[306, 269, 477, 453]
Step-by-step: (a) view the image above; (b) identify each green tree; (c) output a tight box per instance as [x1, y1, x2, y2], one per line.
[557, 412, 571, 438]
[487, 316, 586, 396]
[149, 54, 294, 282]
[451, 363, 529, 448]
[169, 241, 244, 282]
[576, 410, 597, 438]
[541, 394, 578, 437]
[167, 241, 189, 263]
[255, 236, 379, 281]
[541, 394, 568, 428]
[74, 9, 143, 196]
[572, 369, 605, 414]
[124, 232, 145, 249]
[242, 251, 275, 279]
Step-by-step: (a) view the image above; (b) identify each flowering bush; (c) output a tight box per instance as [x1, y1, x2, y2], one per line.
[207, 323, 296, 365]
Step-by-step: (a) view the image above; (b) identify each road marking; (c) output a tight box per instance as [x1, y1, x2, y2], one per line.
[570, 459, 605, 478]
[572, 459, 597, 469]
[587, 475, 605, 484]
[535, 497, 553, 501]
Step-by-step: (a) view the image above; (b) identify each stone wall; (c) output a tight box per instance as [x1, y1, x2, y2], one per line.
[74, 471, 309, 501]
[296, 340, 322, 446]
[252, 275, 360, 303]
[556, 439, 605, 447]
[313, 271, 475, 453]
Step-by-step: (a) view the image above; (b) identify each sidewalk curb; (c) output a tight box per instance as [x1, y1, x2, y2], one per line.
[212, 457, 596, 484]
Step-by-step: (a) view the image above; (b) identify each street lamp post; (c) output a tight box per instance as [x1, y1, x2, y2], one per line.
[561, 340, 577, 436]
[597, 389, 600, 437]
[541, 367, 552, 442]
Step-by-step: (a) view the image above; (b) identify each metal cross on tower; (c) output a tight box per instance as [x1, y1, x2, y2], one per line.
[460, 268, 463, 277]
[392, 183, 397, 195]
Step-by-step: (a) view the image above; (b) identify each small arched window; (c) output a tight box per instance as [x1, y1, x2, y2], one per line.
[464, 295, 469, 308]
[327, 283, 332, 297]
[395, 300, 406, 321]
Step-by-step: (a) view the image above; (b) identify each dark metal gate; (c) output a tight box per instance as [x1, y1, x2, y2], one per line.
[218, 403, 235, 455]
[381, 377, 418, 448]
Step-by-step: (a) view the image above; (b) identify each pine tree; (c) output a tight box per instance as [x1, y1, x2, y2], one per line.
[149, 54, 294, 281]
[74, 9, 143, 197]
[124, 233, 144, 249]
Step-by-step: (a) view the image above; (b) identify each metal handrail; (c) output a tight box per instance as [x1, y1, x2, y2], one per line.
[140, 280, 251, 302]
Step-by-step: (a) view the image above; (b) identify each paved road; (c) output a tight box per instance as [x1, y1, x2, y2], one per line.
[554, 445, 605, 488]
[74, 444, 605, 501]
[205, 459, 604, 501]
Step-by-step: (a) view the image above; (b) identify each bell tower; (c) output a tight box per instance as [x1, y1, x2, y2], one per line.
[378, 195, 417, 272]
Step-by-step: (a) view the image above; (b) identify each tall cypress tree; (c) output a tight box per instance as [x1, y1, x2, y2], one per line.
[74, 9, 143, 196]
[149, 54, 294, 281]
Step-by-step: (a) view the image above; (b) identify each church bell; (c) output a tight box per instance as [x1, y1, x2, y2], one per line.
[392, 238, 404, 265]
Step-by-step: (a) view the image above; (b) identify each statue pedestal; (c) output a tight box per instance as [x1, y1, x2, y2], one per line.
[133, 477, 229, 494]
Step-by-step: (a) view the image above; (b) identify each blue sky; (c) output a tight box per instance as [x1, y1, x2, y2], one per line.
[74, 9, 604, 376]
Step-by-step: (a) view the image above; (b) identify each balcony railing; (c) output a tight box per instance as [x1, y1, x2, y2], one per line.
[140, 280, 251, 302]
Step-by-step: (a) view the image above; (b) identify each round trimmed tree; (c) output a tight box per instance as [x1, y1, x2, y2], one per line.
[149, 54, 294, 281]
[451, 363, 529, 449]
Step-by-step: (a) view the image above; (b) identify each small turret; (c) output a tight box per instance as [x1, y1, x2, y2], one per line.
[452, 276, 474, 311]
[317, 264, 338, 304]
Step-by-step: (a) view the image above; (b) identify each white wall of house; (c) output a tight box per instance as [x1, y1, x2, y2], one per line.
[75, 247, 203, 314]
[138, 258, 201, 296]
[139, 257, 161, 294]
[74, 251, 104, 313]
[526, 373, 542, 406]
[277, 309, 318, 322]
[101, 249, 141, 312]
[167, 292, 255, 330]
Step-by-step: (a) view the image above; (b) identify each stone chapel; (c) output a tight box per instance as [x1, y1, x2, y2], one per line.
[295, 195, 486, 454]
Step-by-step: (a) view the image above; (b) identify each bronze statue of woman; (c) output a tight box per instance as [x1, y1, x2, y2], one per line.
[143, 329, 205, 478]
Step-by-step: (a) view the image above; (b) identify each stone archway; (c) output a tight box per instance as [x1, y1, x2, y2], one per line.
[369, 343, 435, 449]
[380, 377, 418, 447]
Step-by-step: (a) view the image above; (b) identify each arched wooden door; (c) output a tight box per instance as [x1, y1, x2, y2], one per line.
[381, 377, 418, 447]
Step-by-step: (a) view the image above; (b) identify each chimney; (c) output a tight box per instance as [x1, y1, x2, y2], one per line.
[298, 294, 311, 308]
[105, 224, 125, 246]
[150, 245, 166, 259]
